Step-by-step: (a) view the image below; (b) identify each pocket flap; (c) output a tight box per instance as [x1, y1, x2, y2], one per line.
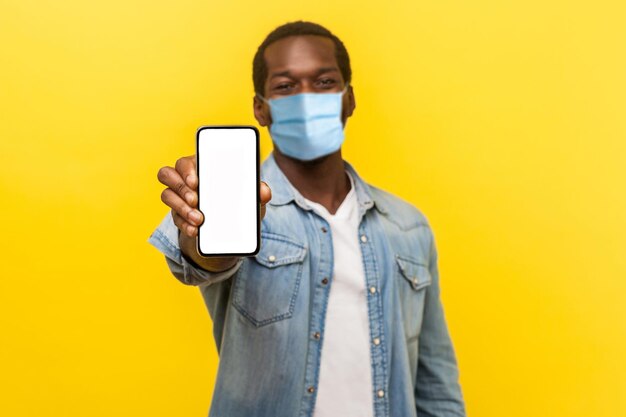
[395, 254, 432, 291]
[254, 232, 307, 268]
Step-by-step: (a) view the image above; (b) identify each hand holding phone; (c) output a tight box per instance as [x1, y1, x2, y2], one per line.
[157, 127, 271, 268]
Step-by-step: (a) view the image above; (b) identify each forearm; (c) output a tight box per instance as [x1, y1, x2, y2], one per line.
[178, 231, 240, 272]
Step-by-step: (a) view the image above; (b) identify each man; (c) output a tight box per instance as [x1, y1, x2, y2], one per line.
[149, 20, 466, 417]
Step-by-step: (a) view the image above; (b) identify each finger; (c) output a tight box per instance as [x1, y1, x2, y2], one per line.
[175, 155, 198, 191]
[260, 181, 272, 206]
[161, 188, 203, 226]
[157, 165, 197, 206]
[172, 210, 198, 238]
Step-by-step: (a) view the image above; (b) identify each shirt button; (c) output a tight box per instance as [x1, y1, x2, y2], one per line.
[369, 286, 377, 294]
[373, 337, 381, 346]
[360, 234, 368, 243]
[377, 389, 385, 398]
[321, 226, 327, 233]
[307, 386, 315, 393]
[321, 277, 329, 285]
[313, 332, 321, 340]
[268, 255, 276, 263]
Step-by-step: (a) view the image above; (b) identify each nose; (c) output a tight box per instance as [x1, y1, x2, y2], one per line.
[299, 81, 316, 94]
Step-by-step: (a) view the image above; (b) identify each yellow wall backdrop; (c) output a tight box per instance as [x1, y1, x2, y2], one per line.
[1, 1, 625, 416]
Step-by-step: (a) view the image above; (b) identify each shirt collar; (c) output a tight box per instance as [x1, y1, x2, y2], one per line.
[260, 151, 388, 215]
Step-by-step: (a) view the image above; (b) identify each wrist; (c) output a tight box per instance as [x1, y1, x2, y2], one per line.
[178, 230, 240, 273]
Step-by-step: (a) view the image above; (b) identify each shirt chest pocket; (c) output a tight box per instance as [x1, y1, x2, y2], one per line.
[395, 254, 433, 341]
[232, 233, 307, 327]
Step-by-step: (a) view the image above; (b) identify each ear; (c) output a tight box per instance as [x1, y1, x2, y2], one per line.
[342, 85, 356, 124]
[253, 96, 271, 127]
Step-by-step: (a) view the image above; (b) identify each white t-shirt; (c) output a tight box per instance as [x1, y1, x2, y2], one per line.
[301, 170, 374, 417]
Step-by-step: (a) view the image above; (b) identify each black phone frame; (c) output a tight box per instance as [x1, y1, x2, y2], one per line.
[195, 125, 261, 257]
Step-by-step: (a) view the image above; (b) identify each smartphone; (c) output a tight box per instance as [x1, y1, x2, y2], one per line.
[196, 125, 260, 257]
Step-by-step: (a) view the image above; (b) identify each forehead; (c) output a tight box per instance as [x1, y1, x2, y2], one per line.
[263, 35, 338, 74]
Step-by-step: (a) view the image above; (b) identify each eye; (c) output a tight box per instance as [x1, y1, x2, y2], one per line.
[274, 83, 295, 92]
[316, 78, 337, 88]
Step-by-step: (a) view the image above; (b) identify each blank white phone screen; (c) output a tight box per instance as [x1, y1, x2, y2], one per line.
[197, 127, 258, 255]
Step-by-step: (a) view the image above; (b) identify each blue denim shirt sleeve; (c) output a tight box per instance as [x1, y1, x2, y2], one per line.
[414, 227, 466, 417]
[147, 211, 243, 286]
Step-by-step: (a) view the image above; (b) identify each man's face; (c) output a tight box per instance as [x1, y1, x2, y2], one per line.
[253, 35, 356, 128]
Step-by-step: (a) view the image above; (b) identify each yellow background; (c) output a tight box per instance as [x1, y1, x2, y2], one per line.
[1, 1, 625, 416]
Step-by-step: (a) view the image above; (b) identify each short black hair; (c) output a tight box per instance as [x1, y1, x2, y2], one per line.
[252, 21, 352, 97]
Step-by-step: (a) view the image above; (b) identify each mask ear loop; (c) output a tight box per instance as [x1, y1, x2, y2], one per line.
[255, 93, 273, 126]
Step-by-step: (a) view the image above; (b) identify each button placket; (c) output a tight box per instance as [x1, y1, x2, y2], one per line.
[300, 213, 333, 416]
[358, 219, 389, 415]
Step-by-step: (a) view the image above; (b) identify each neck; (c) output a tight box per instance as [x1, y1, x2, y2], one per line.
[273, 149, 351, 215]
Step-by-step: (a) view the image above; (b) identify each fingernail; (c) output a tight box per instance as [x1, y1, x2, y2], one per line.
[186, 174, 196, 185]
[187, 225, 196, 237]
[189, 210, 201, 223]
[185, 192, 195, 205]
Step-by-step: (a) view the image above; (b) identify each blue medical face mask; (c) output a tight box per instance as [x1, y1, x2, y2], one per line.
[257, 85, 349, 161]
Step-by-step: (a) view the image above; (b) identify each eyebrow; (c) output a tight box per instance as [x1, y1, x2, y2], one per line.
[269, 67, 340, 80]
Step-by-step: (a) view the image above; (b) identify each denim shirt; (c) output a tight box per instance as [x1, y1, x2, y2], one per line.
[148, 152, 466, 417]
